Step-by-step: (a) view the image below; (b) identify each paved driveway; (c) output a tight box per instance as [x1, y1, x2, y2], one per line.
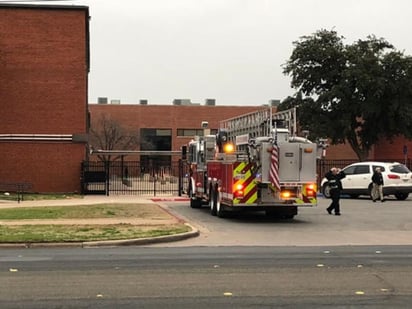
[158, 196, 412, 247]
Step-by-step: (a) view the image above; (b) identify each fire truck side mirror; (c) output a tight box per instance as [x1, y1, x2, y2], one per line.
[181, 145, 187, 160]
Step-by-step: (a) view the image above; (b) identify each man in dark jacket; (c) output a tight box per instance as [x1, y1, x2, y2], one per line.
[371, 167, 384, 202]
[325, 167, 346, 216]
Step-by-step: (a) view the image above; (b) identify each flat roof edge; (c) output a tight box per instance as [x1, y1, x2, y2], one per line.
[0, 3, 89, 11]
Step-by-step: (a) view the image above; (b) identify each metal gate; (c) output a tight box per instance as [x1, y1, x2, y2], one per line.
[81, 160, 189, 196]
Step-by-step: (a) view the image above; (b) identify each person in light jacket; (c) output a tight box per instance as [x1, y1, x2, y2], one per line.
[371, 167, 384, 202]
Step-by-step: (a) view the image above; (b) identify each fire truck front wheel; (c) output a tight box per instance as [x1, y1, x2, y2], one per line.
[189, 185, 202, 208]
[190, 197, 202, 208]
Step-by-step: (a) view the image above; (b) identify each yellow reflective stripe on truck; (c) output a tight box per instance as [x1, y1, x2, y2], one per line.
[233, 162, 257, 205]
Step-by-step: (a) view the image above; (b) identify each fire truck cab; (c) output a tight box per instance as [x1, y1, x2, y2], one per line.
[186, 107, 318, 219]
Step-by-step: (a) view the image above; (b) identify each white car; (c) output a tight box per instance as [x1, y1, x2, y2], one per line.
[321, 161, 412, 200]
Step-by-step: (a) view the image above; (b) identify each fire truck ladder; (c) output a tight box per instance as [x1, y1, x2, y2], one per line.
[219, 107, 297, 142]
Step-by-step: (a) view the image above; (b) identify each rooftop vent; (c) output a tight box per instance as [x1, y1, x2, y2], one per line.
[140, 99, 148, 105]
[97, 97, 108, 104]
[173, 99, 192, 105]
[269, 99, 280, 107]
[205, 99, 216, 106]
[110, 99, 121, 104]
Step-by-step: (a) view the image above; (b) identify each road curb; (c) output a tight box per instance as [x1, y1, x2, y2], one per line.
[83, 223, 199, 247]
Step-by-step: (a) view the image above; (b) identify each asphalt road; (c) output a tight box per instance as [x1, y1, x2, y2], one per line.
[158, 195, 412, 247]
[1, 195, 412, 308]
[1, 246, 412, 308]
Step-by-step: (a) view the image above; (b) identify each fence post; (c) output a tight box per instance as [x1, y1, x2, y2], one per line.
[178, 159, 183, 196]
[105, 161, 110, 196]
[80, 161, 85, 195]
[153, 168, 157, 196]
[17, 183, 21, 203]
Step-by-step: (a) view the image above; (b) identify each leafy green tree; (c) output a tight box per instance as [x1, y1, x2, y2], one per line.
[281, 29, 412, 161]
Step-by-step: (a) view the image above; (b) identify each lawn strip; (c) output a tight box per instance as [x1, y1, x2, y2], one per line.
[0, 224, 190, 243]
[0, 204, 170, 220]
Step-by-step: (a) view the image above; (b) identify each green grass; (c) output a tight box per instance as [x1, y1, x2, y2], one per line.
[0, 204, 170, 220]
[0, 203, 190, 243]
[0, 224, 191, 243]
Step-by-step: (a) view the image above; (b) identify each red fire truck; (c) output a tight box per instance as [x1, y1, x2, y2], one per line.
[186, 107, 318, 219]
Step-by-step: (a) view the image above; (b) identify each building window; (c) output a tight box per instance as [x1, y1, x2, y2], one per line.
[140, 128, 172, 167]
[177, 129, 218, 137]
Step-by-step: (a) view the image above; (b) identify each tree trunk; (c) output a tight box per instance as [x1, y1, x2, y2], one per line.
[347, 135, 369, 161]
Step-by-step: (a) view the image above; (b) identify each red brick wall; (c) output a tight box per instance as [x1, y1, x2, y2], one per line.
[0, 143, 85, 193]
[324, 137, 412, 162]
[0, 5, 89, 193]
[0, 6, 88, 134]
[89, 104, 266, 155]
[325, 143, 359, 160]
[374, 136, 412, 161]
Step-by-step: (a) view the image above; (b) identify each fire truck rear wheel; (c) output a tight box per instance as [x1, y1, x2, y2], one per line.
[210, 189, 217, 216]
[216, 193, 226, 218]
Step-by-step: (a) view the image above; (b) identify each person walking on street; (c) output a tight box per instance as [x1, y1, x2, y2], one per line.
[372, 167, 384, 202]
[325, 167, 346, 216]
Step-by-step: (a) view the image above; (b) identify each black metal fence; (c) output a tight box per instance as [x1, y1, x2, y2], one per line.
[0, 182, 32, 203]
[81, 160, 189, 196]
[82, 158, 412, 196]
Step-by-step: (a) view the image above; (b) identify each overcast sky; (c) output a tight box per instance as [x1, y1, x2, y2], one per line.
[14, 0, 412, 105]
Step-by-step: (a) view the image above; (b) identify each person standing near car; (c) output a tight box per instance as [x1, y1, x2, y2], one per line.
[325, 167, 346, 215]
[371, 167, 384, 202]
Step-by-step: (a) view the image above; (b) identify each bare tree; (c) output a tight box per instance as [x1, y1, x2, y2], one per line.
[89, 113, 139, 163]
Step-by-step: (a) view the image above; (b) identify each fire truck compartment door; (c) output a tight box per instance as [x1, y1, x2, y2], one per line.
[299, 144, 317, 181]
[279, 144, 300, 181]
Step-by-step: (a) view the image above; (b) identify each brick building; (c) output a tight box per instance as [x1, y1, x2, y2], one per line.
[2, 4, 411, 194]
[0, 4, 90, 193]
[324, 135, 412, 162]
[88, 101, 268, 163]
[89, 100, 412, 165]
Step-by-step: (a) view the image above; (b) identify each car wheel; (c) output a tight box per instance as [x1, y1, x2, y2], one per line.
[368, 183, 373, 200]
[395, 193, 409, 200]
[322, 183, 331, 198]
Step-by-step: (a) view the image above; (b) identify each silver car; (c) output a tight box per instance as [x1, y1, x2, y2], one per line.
[321, 161, 412, 200]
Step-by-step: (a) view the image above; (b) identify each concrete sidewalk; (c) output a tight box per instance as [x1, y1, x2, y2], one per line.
[0, 195, 157, 208]
[0, 195, 199, 248]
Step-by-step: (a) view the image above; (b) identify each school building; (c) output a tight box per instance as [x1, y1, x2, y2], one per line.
[1, 4, 411, 194]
